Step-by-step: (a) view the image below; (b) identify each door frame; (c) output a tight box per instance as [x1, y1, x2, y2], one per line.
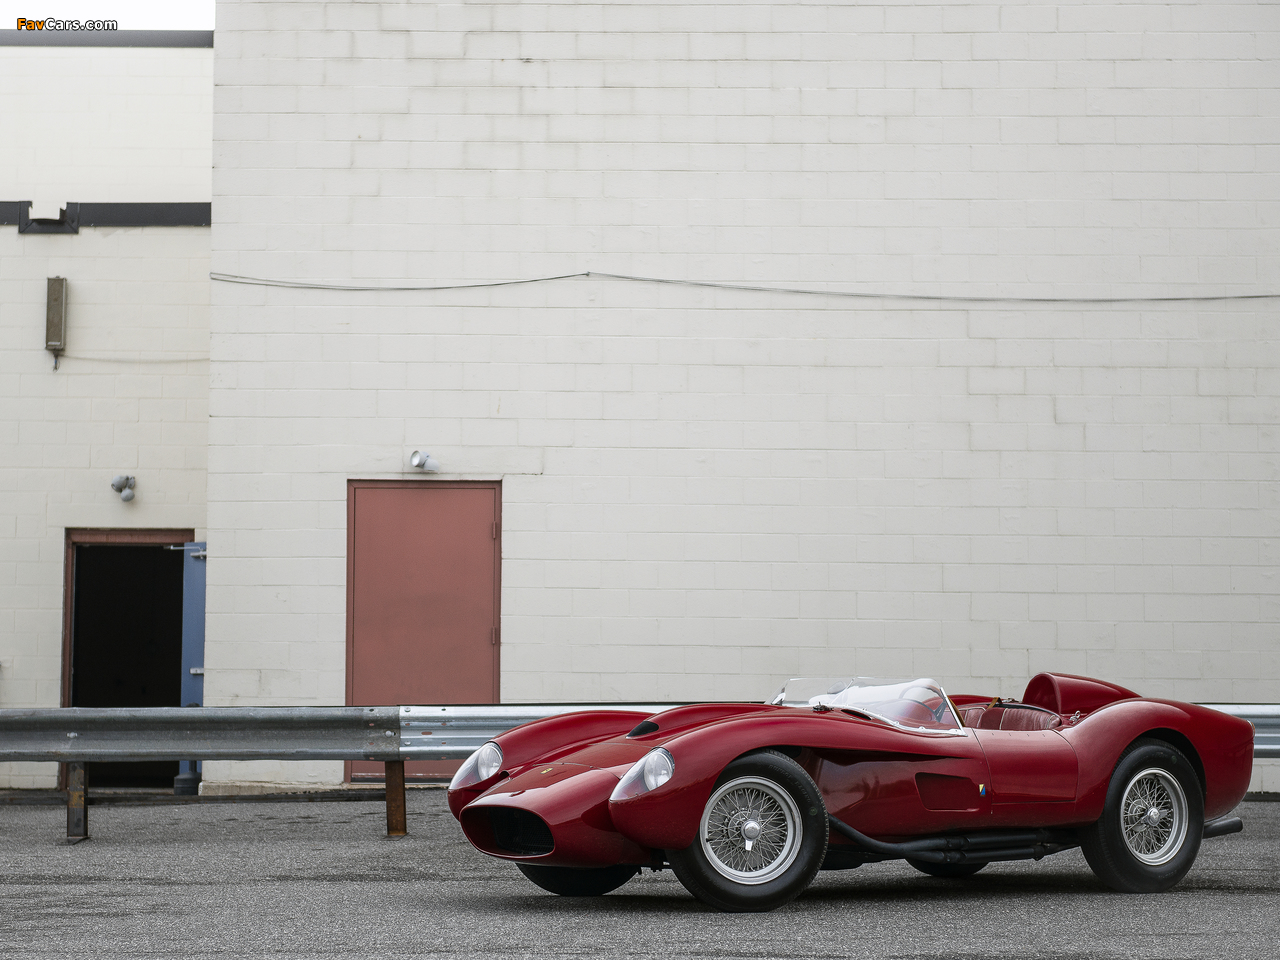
[344, 480, 503, 708]
[59, 527, 194, 788]
[61, 527, 196, 707]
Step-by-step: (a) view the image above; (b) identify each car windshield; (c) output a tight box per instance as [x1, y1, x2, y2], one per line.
[769, 677, 962, 733]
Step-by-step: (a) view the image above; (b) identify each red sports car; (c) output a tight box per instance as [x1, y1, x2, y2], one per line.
[447, 672, 1253, 911]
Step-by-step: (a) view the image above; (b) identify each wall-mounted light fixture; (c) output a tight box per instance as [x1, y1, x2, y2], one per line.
[110, 475, 136, 502]
[47, 277, 66, 370]
[409, 451, 440, 472]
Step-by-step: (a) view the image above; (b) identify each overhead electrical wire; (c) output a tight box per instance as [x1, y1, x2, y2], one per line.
[210, 271, 585, 293]
[58, 354, 210, 364]
[210, 269, 1280, 305]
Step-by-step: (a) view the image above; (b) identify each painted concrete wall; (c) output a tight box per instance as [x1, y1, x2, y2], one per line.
[0, 46, 212, 787]
[208, 1, 1278, 788]
[0, 47, 213, 214]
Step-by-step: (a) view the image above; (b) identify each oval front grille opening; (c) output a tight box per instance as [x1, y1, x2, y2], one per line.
[489, 808, 554, 856]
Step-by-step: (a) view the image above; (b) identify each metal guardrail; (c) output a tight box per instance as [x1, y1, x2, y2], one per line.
[0, 706, 402, 762]
[1201, 704, 1280, 759]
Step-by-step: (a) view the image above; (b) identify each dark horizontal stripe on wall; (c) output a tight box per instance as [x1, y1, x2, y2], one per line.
[0, 30, 213, 48]
[81, 203, 212, 227]
[1, 202, 211, 232]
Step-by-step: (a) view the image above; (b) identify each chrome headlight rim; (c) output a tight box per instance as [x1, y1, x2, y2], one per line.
[449, 740, 504, 791]
[610, 747, 675, 802]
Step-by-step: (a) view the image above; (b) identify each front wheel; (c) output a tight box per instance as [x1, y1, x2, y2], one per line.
[1080, 738, 1203, 893]
[907, 858, 987, 879]
[667, 750, 828, 912]
[516, 863, 639, 897]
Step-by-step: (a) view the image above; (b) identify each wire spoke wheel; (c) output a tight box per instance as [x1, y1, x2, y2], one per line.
[1120, 767, 1188, 866]
[700, 776, 802, 884]
[1080, 739, 1204, 894]
[669, 751, 827, 911]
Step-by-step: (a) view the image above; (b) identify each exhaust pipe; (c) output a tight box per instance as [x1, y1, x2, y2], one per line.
[828, 813, 1243, 863]
[1203, 816, 1243, 840]
[828, 815, 1079, 865]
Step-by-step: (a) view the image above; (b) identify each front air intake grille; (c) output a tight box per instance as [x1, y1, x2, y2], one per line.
[488, 808, 554, 856]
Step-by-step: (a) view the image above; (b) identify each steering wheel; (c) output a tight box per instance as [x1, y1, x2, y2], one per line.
[901, 686, 950, 724]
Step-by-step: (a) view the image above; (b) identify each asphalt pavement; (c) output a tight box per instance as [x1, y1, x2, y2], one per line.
[0, 790, 1276, 959]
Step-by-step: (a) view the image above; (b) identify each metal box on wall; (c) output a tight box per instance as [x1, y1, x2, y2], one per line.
[46, 277, 67, 354]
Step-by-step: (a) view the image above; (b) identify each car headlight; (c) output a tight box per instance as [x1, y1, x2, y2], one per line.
[449, 741, 503, 790]
[610, 748, 674, 802]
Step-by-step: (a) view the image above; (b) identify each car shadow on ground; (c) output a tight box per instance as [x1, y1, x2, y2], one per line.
[462, 857, 1279, 918]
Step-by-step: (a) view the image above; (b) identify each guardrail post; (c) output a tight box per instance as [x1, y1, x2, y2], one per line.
[384, 760, 407, 837]
[174, 759, 200, 796]
[66, 762, 88, 843]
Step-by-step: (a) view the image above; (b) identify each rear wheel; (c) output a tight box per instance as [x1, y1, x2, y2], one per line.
[667, 750, 828, 912]
[907, 859, 986, 879]
[516, 863, 639, 897]
[1081, 738, 1203, 893]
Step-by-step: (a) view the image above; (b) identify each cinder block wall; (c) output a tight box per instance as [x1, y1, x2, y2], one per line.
[209, 2, 1278, 787]
[0, 48, 214, 209]
[0, 47, 212, 788]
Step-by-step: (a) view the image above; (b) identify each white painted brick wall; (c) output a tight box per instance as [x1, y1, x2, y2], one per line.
[206, 1, 1277, 785]
[205, 289, 1279, 703]
[0, 47, 213, 213]
[210, 1, 1280, 296]
[0, 46, 212, 787]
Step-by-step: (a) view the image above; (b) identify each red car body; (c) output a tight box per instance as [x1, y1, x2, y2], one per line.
[448, 673, 1253, 909]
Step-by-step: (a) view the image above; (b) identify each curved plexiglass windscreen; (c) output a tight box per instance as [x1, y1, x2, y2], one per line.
[769, 677, 962, 733]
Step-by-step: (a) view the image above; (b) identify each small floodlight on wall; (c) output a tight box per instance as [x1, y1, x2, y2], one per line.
[409, 451, 440, 472]
[111, 475, 136, 502]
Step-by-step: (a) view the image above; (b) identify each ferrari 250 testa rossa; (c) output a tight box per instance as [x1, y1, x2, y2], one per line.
[447, 673, 1253, 912]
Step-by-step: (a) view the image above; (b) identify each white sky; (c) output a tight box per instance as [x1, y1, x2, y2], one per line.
[2, 0, 215, 29]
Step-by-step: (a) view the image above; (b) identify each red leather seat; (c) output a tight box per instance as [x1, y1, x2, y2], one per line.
[997, 706, 1062, 731]
[960, 704, 1063, 730]
[977, 707, 1004, 729]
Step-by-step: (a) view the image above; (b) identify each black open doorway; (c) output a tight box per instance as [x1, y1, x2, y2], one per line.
[65, 530, 191, 788]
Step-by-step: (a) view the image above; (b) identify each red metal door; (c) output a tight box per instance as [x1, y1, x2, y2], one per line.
[346, 481, 500, 780]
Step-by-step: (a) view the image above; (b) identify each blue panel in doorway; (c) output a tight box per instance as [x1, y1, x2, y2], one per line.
[180, 542, 206, 707]
[177, 542, 207, 791]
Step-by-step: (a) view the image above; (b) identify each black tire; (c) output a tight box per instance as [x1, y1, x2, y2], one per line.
[907, 858, 987, 879]
[667, 750, 828, 912]
[516, 863, 639, 897]
[1080, 738, 1204, 893]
